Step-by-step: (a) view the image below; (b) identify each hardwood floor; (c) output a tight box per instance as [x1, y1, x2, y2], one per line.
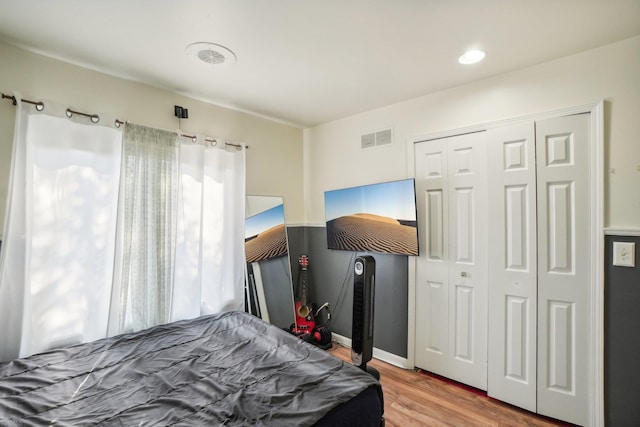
[328, 344, 572, 427]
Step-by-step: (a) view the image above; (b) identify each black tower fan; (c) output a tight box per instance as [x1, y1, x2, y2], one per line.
[350, 255, 379, 379]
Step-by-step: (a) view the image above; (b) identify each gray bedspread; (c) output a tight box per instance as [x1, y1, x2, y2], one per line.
[0, 311, 382, 426]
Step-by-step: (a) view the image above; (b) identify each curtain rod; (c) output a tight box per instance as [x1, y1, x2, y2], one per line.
[1, 93, 249, 150]
[2, 93, 122, 125]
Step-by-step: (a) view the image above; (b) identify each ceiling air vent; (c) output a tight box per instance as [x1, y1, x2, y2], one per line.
[361, 128, 392, 149]
[198, 48, 226, 65]
[185, 42, 237, 66]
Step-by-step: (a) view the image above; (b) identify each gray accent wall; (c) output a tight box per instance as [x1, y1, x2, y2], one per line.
[605, 234, 640, 427]
[287, 226, 408, 358]
[284, 227, 640, 426]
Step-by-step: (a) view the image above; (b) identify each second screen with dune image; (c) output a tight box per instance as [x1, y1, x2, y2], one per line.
[324, 179, 419, 256]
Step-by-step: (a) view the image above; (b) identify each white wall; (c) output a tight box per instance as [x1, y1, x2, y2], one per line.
[0, 41, 305, 227]
[305, 36, 640, 230]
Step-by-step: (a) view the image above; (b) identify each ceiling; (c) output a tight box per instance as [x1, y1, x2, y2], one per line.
[1, 1, 639, 128]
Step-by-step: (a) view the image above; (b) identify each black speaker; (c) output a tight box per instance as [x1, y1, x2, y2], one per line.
[351, 256, 378, 378]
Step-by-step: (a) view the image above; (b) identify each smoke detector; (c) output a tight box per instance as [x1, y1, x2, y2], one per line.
[185, 42, 237, 66]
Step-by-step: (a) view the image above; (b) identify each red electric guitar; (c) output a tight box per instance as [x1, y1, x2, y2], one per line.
[292, 254, 316, 335]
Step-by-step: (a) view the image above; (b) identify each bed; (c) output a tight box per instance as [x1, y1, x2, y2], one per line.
[0, 311, 384, 426]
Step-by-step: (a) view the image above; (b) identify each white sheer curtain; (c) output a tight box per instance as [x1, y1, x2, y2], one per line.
[171, 140, 246, 321]
[112, 123, 179, 333]
[0, 97, 246, 362]
[0, 96, 122, 361]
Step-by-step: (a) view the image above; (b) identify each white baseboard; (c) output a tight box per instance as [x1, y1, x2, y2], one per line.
[331, 332, 352, 348]
[331, 332, 408, 369]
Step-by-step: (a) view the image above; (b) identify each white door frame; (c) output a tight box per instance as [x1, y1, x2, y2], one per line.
[406, 101, 604, 427]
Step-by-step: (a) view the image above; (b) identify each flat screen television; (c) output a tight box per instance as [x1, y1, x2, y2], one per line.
[324, 178, 419, 256]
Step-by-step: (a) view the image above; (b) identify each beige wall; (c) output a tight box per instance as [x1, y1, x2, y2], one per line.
[2, 37, 639, 230]
[0, 41, 305, 227]
[305, 36, 640, 229]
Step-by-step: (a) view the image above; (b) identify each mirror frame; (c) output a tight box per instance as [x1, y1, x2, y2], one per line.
[244, 195, 294, 329]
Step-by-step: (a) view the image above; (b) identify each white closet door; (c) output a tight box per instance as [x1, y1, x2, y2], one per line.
[536, 114, 590, 426]
[414, 138, 450, 378]
[414, 132, 488, 390]
[486, 122, 538, 411]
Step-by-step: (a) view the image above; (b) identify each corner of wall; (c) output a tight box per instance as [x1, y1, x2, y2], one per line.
[302, 128, 313, 226]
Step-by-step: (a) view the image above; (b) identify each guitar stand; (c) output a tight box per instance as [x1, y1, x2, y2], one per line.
[289, 302, 333, 350]
[290, 323, 333, 350]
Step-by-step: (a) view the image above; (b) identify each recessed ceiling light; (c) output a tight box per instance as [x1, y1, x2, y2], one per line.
[458, 49, 486, 65]
[185, 42, 237, 66]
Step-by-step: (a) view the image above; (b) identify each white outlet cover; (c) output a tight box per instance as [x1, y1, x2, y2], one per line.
[613, 241, 635, 267]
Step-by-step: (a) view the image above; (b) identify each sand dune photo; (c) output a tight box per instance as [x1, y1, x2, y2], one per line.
[245, 223, 288, 262]
[326, 213, 418, 255]
[324, 179, 419, 256]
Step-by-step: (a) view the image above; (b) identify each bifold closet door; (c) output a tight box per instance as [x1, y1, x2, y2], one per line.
[487, 114, 591, 426]
[486, 121, 538, 412]
[536, 113, 590, 426]
[414, 132, 488, 391]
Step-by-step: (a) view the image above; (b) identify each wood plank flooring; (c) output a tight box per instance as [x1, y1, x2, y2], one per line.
[328, 344, 573, 427]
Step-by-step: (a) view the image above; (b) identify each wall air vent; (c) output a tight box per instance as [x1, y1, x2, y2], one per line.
[361, 128, 393, 149]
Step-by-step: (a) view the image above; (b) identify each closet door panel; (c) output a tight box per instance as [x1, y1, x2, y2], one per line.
[454, 187, 474, 262]
[505, 295, 529, 380]
[426, 190, 444, 260]
[505, 185, 528, 269]
[422, 280, 447, 355]
[487, 122, 537, 412]
[447, 132, 488, 390]
[536, 114, 590, 426]
[454, 284, 473, 360]
[546, 181, 573, 273]
[415, 140, 450, 374]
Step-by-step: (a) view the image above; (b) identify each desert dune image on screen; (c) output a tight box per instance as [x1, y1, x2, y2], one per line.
[324, 179, 418, 255]
[245, 204, 287, 262]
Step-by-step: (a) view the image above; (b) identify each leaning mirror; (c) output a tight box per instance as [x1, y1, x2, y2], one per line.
[244, 196, 294, 329]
